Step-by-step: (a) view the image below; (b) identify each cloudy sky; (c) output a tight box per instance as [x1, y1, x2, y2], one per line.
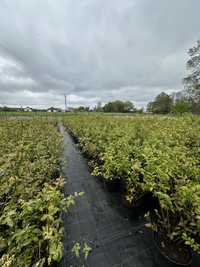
[0, 0, 199, 109]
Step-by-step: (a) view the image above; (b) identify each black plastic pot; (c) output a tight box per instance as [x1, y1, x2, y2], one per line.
[103, 179, 121, 192]
[93, 174, 104, 183]
[121, 192, 158, 210]
[118, 179, 127, 193]
[121, 193, 146, 209]
[153, 230, 193, 266]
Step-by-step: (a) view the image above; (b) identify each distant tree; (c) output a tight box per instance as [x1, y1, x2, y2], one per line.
[183, 40, 200, 113]
[96, 101, 103, 112]
[75, 106, 90, 112]
[124, 101, 136, 112]
[103, 100, 135, 113]
[102, 102, 110, 112]
[137, 108, 144, 114]
[0, 106, 20, 112]
[171, 99, 190, 114]
[0, 106, 10, 112]
[147, 92, 173, 114]
[186, 97, 200, 114]
[146, 102, 154, 113]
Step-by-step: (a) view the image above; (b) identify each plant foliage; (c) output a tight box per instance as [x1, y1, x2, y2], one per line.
[64, 114, 200, 253]
[0, 119, 79, 266]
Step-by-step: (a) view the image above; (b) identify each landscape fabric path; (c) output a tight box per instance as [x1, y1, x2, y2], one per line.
[59, 124, 200, 267]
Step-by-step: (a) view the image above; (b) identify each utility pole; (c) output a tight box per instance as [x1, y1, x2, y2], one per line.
[64, 94, 67, 112]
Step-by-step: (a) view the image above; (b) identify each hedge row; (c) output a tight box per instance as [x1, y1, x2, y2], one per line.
[0, 119, 76, 267]
[64, 114, 200, 254]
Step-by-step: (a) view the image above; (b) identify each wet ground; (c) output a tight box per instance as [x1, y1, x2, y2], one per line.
[59, 124, 200, 267]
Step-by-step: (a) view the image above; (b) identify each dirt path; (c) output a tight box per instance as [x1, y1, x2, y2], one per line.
[59, 124, 200, 267]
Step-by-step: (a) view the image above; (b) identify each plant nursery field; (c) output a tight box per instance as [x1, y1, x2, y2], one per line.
[64, 114, 200, 264]
[0, 113, 200, 266]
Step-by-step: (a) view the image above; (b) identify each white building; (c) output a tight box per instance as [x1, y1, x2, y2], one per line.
[24, 107, 33, 112]
[47, 107, 62, 112]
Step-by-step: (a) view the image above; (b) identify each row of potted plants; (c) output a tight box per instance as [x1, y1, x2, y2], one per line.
[0, 118, 80, 267]
[64, 114, 200, 265]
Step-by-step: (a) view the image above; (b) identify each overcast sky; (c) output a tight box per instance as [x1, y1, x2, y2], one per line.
[0, 0, 199, 109]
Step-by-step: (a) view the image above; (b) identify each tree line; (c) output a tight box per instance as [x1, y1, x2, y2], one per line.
[147, 41, 200, 114]
[73, 100, 142, 113]
[94, 100, 143, 113]
[146, 92, 197, 114]
[93, 40, 200, 115]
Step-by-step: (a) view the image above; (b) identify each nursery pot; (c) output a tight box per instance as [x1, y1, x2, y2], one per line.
[153, 230, 193, 266]
[118, 179, 127, 193]
[121, 192, 156, 210]
[103, 179, 120, 192]
[121, 193, 147, 209]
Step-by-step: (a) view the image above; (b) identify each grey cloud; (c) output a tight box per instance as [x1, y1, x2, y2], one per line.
[0, 0, 199, 108]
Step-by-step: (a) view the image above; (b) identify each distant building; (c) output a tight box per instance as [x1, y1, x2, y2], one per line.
[24, 107, 33, 112]
[47, 107, 62, 113]
[67, 107, 74, 112]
